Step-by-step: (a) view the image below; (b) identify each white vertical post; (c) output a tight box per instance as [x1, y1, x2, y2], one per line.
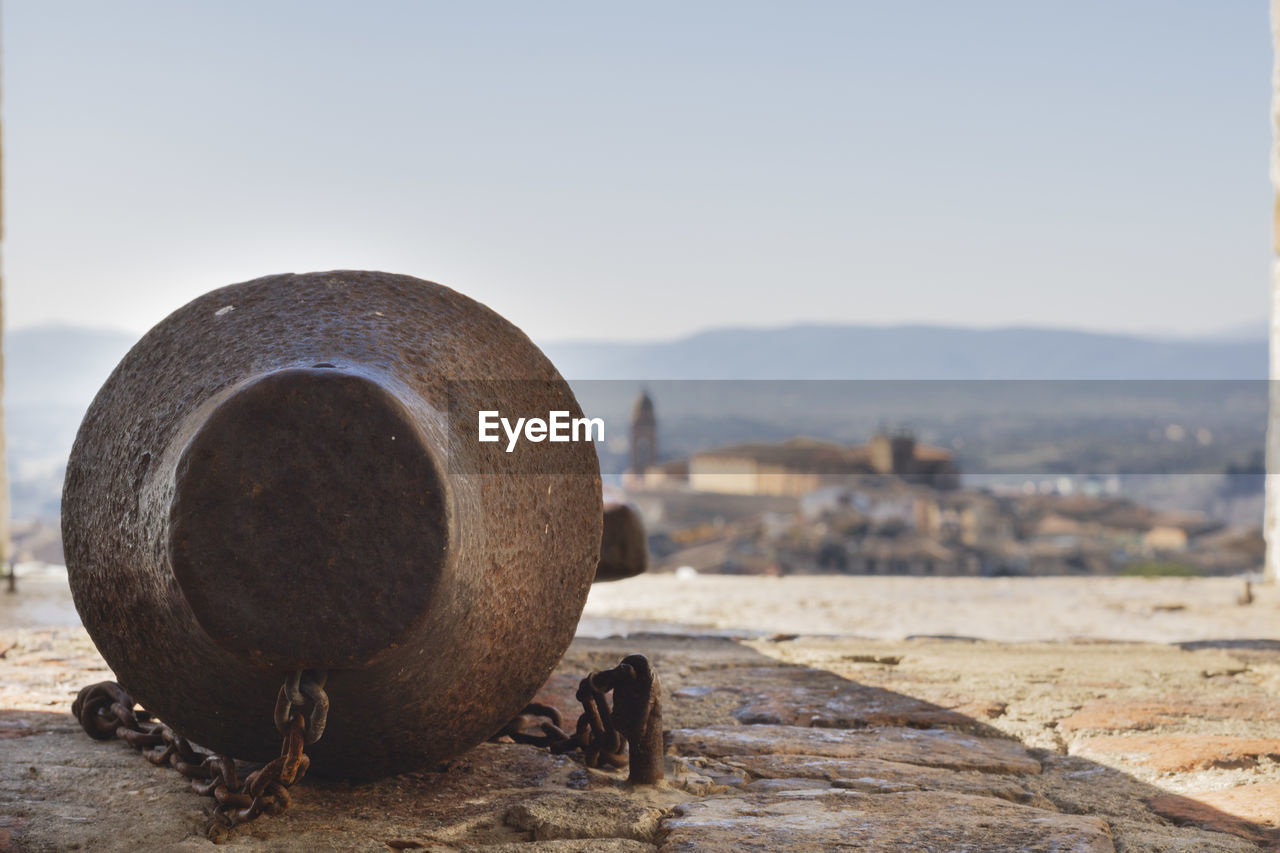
[1267, 1, 1280, 581]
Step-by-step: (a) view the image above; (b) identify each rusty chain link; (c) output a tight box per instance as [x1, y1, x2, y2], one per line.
[72, 669, 328, 837]
[71, 654, 659, 838]
[492, 653, 664, 785]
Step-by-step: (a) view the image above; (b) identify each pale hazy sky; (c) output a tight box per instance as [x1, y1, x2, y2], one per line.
[3, 2, 1272, 342]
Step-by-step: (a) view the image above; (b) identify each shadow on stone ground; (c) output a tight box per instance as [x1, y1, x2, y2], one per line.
[4, 628, 1280, 851]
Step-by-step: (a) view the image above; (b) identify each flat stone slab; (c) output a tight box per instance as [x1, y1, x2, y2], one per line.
[725, 753, 1040, 802]
[722, 666, 1002, 732]
[505, 794, 665, 843]
[658, 791, 1115, 852]
[1147, 784, 1280, 845]
[1059, 697, 1280, 733]
[668, 725, 1042, 775]
[1075, 735, 1280, 773]
[8, 627, 1280, 851]
[474, 842, 655, 853]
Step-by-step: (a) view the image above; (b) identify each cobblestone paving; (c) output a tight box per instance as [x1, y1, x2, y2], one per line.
[4, 628, 1280, 850]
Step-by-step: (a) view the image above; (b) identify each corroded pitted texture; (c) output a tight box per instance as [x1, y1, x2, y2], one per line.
[62, 271, 602, 778]
[169, 366, 452, 670]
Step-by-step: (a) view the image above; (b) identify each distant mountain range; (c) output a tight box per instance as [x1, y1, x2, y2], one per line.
[0, 321, 1268, 520]
[6, 325, 138, 408]
[3, 326, 140, 518]
[2, 322, 1268, 412]
[542, 325, 1268, 380]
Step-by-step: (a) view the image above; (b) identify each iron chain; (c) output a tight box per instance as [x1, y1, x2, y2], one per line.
[492, 653, 664, 785]
[72, 654, 661, 839]
[72, 669, 328, 838]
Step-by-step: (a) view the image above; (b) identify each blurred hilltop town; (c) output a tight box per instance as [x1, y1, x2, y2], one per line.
[0, 324, 1268, 576]
[621, 391, 1265, 579]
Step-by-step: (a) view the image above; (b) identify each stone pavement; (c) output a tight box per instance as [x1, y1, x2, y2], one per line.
[4, 628, 1280, 851]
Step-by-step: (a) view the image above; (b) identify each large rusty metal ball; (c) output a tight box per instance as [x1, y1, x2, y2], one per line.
[62, 271, 602, 777]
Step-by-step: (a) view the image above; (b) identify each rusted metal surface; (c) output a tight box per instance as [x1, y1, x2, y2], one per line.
[493, 653, 664, 786]
[595, 503, 649, 582]
[608, 654, 664, 785]
[63, 271, 603, 778]
[169, 367, 449, 670]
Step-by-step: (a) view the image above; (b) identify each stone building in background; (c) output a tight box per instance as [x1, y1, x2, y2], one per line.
[625, 390, 692, 490]
[686, 432, 958, 497]
[629, 390, 656, 476]
[865, 429, 960, 489]
[621, 388, 959, 498]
